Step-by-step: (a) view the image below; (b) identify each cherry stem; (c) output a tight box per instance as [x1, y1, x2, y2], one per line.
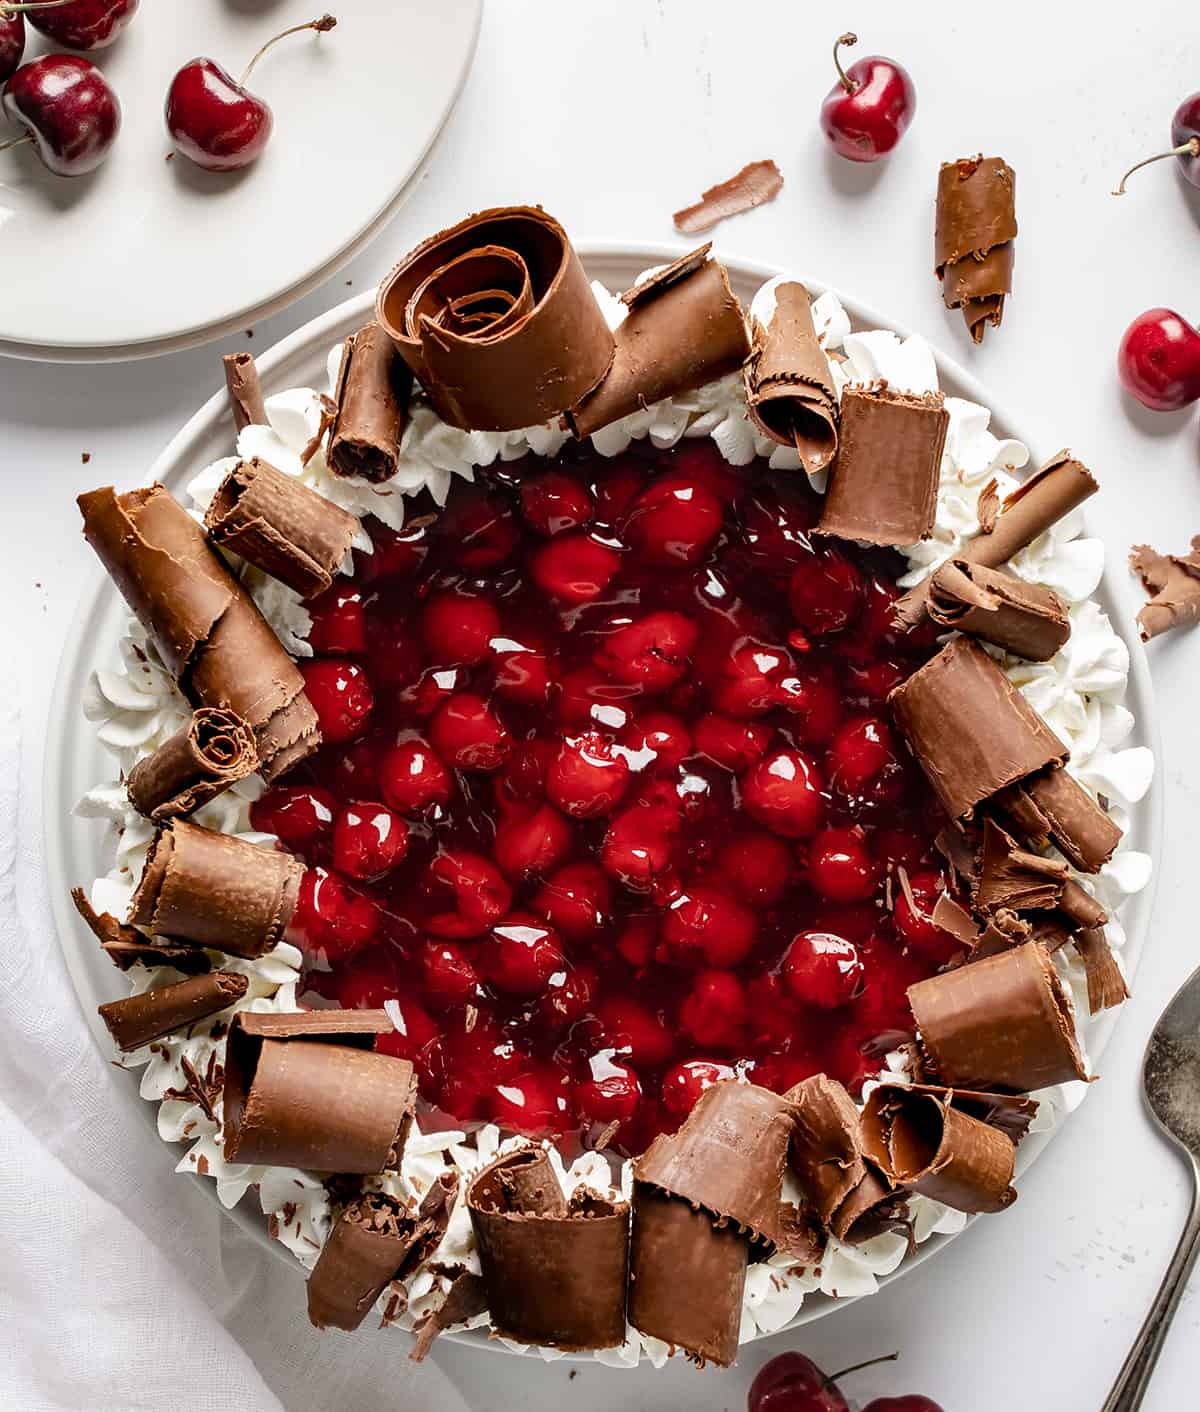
[1113, 137, 1200, 195]
[833, 31, 859, 94]
[0, 132, 32, 154]
[239, 13, 338, 88]
[830, 1351, 900, 1382]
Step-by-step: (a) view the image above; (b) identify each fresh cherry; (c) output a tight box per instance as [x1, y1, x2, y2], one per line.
[748, 1352, 850, 1412]
[819, 32, 916, 164]
[250, 784, 335, 854]
[1, 54, 120, 175]
[20, 0, 137, 50]
[1114, 91, 1200, 195]
[783, 930, 865, 1008]
[0, 12, 23, 82]
[165, 14, 336, 172]
[331, 802, 407, 879]
[301, 658, 373, 743]
[862, 1400, 944, 1412]
[1116, 308, 1200, 411]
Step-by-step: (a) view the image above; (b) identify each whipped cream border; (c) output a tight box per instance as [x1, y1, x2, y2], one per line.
[76, 278, 1154, 1366]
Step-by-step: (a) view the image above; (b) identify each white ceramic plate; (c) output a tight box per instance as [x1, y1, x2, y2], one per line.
[44, 246, 1163, 1346]
[0, 0, 480, 362]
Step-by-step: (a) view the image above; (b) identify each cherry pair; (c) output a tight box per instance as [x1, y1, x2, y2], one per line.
[749, 1352, 942, 1412]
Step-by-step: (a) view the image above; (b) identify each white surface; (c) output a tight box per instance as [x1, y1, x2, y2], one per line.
[2, 1, 1199, 1408]
[0, 0, 480, 358]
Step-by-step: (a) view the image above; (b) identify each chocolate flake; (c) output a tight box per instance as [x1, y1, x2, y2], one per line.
[672, 159, 784, 234]
[328, 322, 412, 482]
[928, 559, 1070, 662]
[223, 352, 267, 431]
[1130, 536, 1200, 641]
[1074, 928, 1130, 1014]
[934, 155, 1017, 343]
[787, 1074, 896, 1242]
[126, 707, 258, 821]
[975, 817, 1068, 913]
[744, 280, 838, 472]
[409, 1270, 488, 1362]
[1004, 766, 1122, 874]
[99, 971, 247, 1052]
[70, 886, 211, 974]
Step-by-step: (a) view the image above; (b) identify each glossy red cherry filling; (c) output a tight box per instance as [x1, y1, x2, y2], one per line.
[254, 437, 961, 1155]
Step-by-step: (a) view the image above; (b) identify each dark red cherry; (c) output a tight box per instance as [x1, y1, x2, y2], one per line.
[678, 969, 745, 1049]
[1114, 91, 1200, 195]
[430, 691, 511, 772]
[1, 54, 120, 175]
[301, 658, 373, 743]
[530, 533, 621, 603]
[422, 849, 511, 939]
[0, 13, 24, 82]
[661, 1058, 735, 1117]
[1117, 308, 1200, 411]
[740, 748, 825, 839]
[166, 14, 336, 172]
[380, 737, 453, 813]
[782, 930, 865, 1009]
[520, 469, 594, 536]
[23, 0, 137, 50]
[788, 548, 863, 639]
[480, 913, 566, 997]
[250, 785, 335, 855]
[819, 32, 916, 164]
[306, 583, 367, 655]
[331, 802, 408, 879]
[660, 883, 757, 969]
[748, 1352, 850, 1412]
[862, 1400, 944, 1412]
[574, 1052, 642, 1127]
[287, 867, 379, 964]
[807, 826, 879, 903]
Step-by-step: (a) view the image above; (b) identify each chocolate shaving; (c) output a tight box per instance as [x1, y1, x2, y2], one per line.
[744, 280, 838, 472]
[977, 479, 1000, 534]
[1074, 928, 1129, 1014]
[98, 971, 247, 1052]
[930, 892, 981, 949]
[1059, 879, 1108, 931]
[935, 823, 981, 889]
[222, 1009, 417, 1173]
[976, 817, 1068, 913]
[467, 1147, 628, 1351]
[889, 636, 1067, 822]
[409, 1269, 488, 1362]
[816, 384, 948, 547]
[894, 451, 1098, 630]
[672, 159, 784, 234]
[909, 941, 1089, 1092]
[565, 246, 751, 439]
[376, 206, 615, 432]
[1001, 766, 1122, 874]
[885, 1081, 1039, 1145]
[935, 155, 1017, 343]
[78, 484, 318, 782]
[971, 907, 1033, 961]
[126, 707, 257, 821]
[928, 560, 1070, 662]
[328, 321, 412, 483]
[223, 352, 267, 431]
[1130, 536, 1200, 641]
[70, 886, 211, 973]
[128, 820, 303, 959]
[204, 459, 361, 602]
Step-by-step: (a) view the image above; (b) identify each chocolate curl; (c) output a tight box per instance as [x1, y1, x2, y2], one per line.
[409, 1269, 488, 1362]
[307, 1175, 459, 1332]
[566, 246, 751, 439]
[928, 559, 1069, 662]
[673, 159, 784, 234]
[1001, 766, 1122, 874]
[1074, 929, 1129, 1014]
[971, 907, 1033, 961]
[1060, 879, 1108, 931]
[78, 484, 318, 783]
[931, 892, 981, 950]
[328, 322, 412, 483]
[815, 384, 948, 547]
[126, 707, 257, 821]
[894, 451, 1098, 630]
[376, 206, 614, 432]
[976, 817, 1068, 913]
[934, 155, 1017, 344]
[744, 281, 838, 473]
[204, 459, 361, 602]
[222, 1010, 417, 1172]
[786, 1074, 898, 1242]
[909, 941, 1089, 1091]
[467, 1148, 629, 1351]
[129, 820, 302, 960]
[888, 636, 1067, 822]
[888, 1081, 1039, 1145]
[98, 971, 247, 1052]
[1130, 536, 1200, 641]
[223, 351, 267, 431]
[70, 886, 211, 973]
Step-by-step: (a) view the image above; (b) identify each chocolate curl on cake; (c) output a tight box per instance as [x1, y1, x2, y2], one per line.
[889, 636, 1067, 822]
[1074, 928, 1130, 1014]
[71, 886, 211, 973]
[328, 321, 412, 483]
[307, 1173, 459, 1332]
[203, 458, 361, 602]
[98, 971, 247, 1052]
[996, 766, 1122, 874]
[128, 820, 303, 959]
[376, 206, 614, 432]
[861, 1084, 1017, 1214]
[909, 941, 1089, 1091]
[1130, 536, 1200, 641]
[466, 1147, 628, 1351]
[976, 817, 1068, 913]
[928, 560, 1070, 662]
[565, 245, 752, 439]
[223, 352, 267, 431]
[889, 1081, 1039, 1145]
[894, 451, 1099, 629]
[815, 384, 948, 547]
[126, 707, 257, 821]
[222, 1009, 417, 1172]
[410, 1269, 488, 1362]
[673, 159, 784, 234]
[787, 1074, 899, 1242]
[744, 281, 838, 473]
[934, 155, 1017, 344]
[78, 484, 318, 782]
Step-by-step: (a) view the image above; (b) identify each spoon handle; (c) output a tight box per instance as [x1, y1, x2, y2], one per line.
[1102, 1155, 1200, 1412]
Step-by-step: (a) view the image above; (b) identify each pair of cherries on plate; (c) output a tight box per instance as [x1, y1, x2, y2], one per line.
[750, 1352, 941, 1412]
[0, 1, 333, 176]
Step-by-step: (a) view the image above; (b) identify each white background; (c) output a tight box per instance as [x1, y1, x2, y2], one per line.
[3, 2, 1200, 1408]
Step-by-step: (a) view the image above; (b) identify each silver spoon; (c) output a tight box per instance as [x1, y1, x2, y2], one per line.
[1102, 963, 1200, 1411]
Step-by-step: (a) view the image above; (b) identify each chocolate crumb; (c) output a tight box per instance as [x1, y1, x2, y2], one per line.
[81, 452, 91, 465]
[568, 1370, 578, 1381]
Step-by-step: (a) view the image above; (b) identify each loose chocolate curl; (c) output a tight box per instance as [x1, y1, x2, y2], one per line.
[204, 458, 361, 602]
[997, 766, 1122, 874]
[328, 321, 412, 483]
[909, 941, 1089, 1092]
[928, 559, 1070, 662]
[744, 281, 839, 473]
[223, 351, 267, 431]
[467, 1147, 629, 1351]
[889, 636, 1067, 822]
[128, 820, 303, 959]
[935, 155, 1017, 344]
[1130, 536, 1200, 641]
[975, 817, 1068, 913]
[409, 1269, 488, 1362]
[816, 384, 948, 547]
[78, 484, 319, 782]
[98, 971, 247, 1052]
[126, 707, 257, 821]
[673, 159, 784, 234]
[565, 245, 752, 439]
[71, 885, 210, 973]
[376, 206, 615, 432]
[1074, 928, 1130, 1014]
[222, 1010, 417, 1172]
